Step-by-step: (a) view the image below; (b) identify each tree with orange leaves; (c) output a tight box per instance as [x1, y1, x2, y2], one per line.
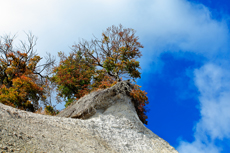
[53, 25, 149, 124]
[73, 24, 143, 82]
[0, 33, 55, 111]
[51, 51, 95, 107]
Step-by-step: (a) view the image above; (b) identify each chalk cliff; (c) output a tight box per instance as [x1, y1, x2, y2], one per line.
[0, 81, 178, 153]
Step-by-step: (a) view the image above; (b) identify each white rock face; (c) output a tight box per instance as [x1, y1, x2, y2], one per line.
[0, 81, 178, 153]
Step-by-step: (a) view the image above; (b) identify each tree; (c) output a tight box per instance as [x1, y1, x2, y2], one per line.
[0, 33, 55, 111]
[51, 51, 95, 107]
[73, 24, 143, 82]
[52, 25, 149, 124]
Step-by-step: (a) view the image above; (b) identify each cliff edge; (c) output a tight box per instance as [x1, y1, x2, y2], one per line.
[0, 81, 178, 153]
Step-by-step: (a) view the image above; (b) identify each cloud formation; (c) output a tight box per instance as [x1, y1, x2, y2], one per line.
[138, 0, 229, 69]
[0, 0, 229, 65]
[178, 63, 230, 152]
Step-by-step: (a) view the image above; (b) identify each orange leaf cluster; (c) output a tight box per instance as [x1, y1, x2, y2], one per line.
[130, 85, 149, 124]
[52, 52, 95, 107]
[0, 50, 46, 111]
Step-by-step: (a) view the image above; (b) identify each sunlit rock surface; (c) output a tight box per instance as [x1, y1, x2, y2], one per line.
[0, 81, 178, 153]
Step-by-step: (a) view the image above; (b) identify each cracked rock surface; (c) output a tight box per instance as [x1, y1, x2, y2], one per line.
[0, 81, 178, 153]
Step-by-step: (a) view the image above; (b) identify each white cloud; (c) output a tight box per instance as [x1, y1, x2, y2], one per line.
[177, 140, 220, 153]
[0, 0, 229, 67]
[194, 64, 230, 140]
[138, 0, 229, 68]
[177, 63, 230, 152]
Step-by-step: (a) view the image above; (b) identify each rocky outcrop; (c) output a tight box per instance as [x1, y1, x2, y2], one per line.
[0, 81, 178, 153]
[57, 80, 135, 119]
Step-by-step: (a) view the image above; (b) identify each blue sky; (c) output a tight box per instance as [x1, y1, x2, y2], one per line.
[0, 0, 229, 152]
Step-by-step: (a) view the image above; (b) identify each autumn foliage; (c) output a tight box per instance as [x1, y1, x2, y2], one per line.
[0, 34, 55, 112]
[130, 84, 149, 125]
[0, 26, 149, 124]
[73, 25, 143, 82]
[52, 25, 149, 124]
[52, 51, 95, 107]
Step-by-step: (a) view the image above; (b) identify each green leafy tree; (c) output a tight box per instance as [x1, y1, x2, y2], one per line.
[0, 33, 55, 111]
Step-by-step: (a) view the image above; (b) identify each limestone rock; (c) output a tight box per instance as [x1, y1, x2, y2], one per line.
[0, 81, 178, 153]
[56, 80, 134, 119]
